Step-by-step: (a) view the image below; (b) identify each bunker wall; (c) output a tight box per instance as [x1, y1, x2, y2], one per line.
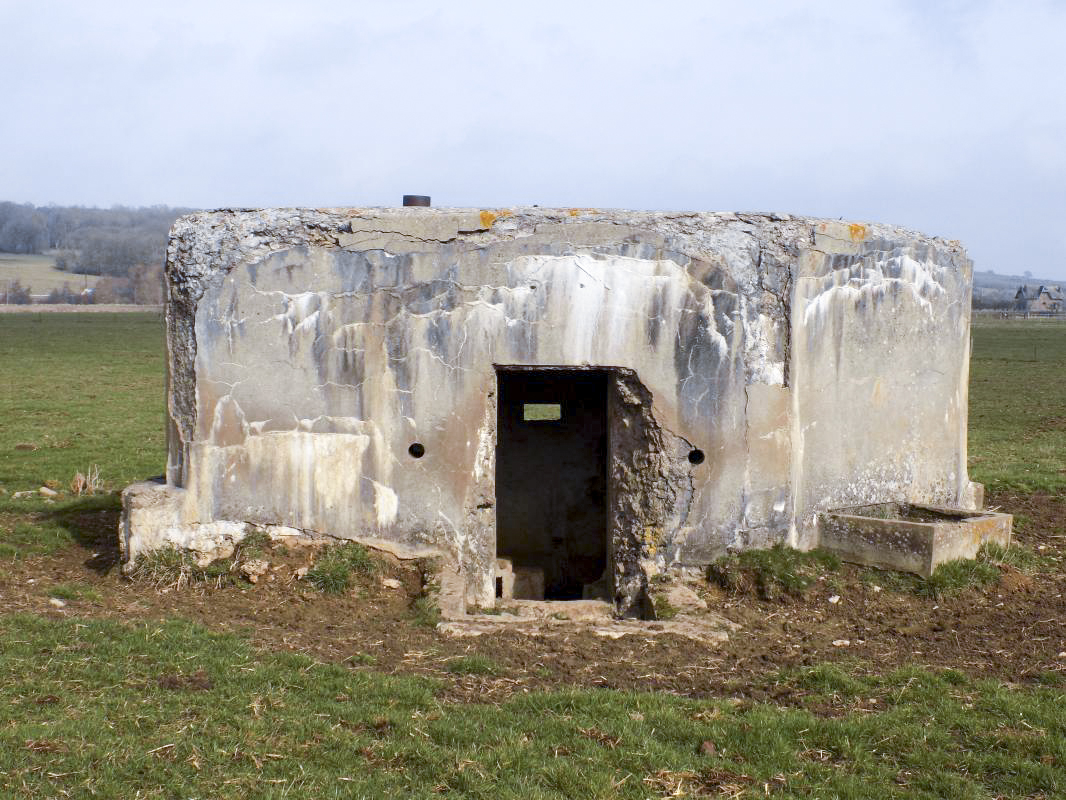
[790, 220, 976, 546]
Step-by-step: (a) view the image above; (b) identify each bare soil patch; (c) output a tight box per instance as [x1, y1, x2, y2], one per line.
[1, 490, 1063, 704]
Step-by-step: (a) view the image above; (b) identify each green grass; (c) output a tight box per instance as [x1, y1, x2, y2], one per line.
[0, 613, 1062, 799]
[981, 539, 1049, 571]
[0, 518, 73, 559]
[0, 313, 165, 495]
[305, 541, 380, 594]
[969, 318, 1066, 492]
[44, 582, 102, 602]
[859, 540, 1047, 599]
[0, 314, 161, 571]
[707, 544, 842, 600]
[712, 539, 1046, 601]
[129, 532, 279, 589]
[919, 541, 1049, 598]
[0, 493, 121, 559]
[921, 556, 1002, 597]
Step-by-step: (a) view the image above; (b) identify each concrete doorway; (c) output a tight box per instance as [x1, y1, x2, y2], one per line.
[495, 369, 609, 601]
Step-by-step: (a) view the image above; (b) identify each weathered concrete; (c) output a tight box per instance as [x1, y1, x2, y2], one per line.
[122, 207, 979, 616]
[820, 503, 1012, 577]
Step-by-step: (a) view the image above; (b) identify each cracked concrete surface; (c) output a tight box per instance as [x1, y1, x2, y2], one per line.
[124, 208, 977, 617]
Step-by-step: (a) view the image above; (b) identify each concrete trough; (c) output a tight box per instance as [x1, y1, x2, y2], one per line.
[820, 503, 1012, 577]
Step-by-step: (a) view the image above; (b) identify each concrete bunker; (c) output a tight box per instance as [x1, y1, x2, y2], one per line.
[119, 206, 991, 619]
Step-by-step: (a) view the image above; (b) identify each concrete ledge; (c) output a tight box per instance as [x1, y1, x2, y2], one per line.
[819, 502, 1012, 577]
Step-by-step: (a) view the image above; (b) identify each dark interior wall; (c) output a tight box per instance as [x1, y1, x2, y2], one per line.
[496, 370, 608, 599]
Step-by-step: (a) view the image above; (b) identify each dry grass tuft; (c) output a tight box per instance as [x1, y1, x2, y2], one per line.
[70, 464, 102, 496]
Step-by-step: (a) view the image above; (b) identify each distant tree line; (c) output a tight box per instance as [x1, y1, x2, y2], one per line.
[971, 289, 1014, 310]
[0, 201, 196, 304]
[1, 281, 32, 304]
[0, 201, 193, 274]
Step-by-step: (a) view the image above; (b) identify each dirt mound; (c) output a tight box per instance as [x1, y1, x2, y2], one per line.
[1, 490, 1063, 703]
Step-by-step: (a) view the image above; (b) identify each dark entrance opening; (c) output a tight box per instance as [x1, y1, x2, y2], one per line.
[496, 369, 608, 600]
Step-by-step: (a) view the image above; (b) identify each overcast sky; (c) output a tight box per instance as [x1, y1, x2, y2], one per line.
[3, 0, 1065, 278]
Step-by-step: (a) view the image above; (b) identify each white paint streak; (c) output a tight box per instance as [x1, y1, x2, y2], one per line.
[744, 310, 784, 385]
[473, 422, 494, 483]
[803, 254, 946, 325]
[370, 480, 398, 528]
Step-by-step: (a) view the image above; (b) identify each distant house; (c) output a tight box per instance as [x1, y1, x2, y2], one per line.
[1013, 285, 1065, 313]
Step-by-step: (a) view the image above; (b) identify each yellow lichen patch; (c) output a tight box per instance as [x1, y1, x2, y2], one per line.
[848, 223, 867, 242]
[642, 524, 664, 555]
[479, 210, 497, 229]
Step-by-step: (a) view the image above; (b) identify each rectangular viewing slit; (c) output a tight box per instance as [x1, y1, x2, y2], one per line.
[523, 403, 562, 421]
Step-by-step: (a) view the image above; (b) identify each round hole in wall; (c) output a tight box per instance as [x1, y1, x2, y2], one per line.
[688, 448, 705, 465]
[408, 442, 425, 458]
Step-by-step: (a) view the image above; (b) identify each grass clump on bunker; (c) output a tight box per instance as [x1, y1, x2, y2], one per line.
[305, 541, 380, 594]
[128, 530, 274, 590]
[129, 546, 231, 589]
[408, 556, 445, 627]
[858, 540, 1049, 599]
[707, 544, 842, 601]
[712, 539, 1048, 602]
[919, 540, 1048, 599]
[650, 594, 680, 620]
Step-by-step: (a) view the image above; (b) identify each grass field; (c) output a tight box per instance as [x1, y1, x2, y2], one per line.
[0, 252, 100, 296]
[0, 314, 1063, 799]
[970, 318, 1066, 493]
[1, 613, 1061, 799]
[0, 312, 164, 492]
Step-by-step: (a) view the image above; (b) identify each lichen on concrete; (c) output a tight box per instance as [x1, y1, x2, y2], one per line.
[608, 370, 694, 616]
